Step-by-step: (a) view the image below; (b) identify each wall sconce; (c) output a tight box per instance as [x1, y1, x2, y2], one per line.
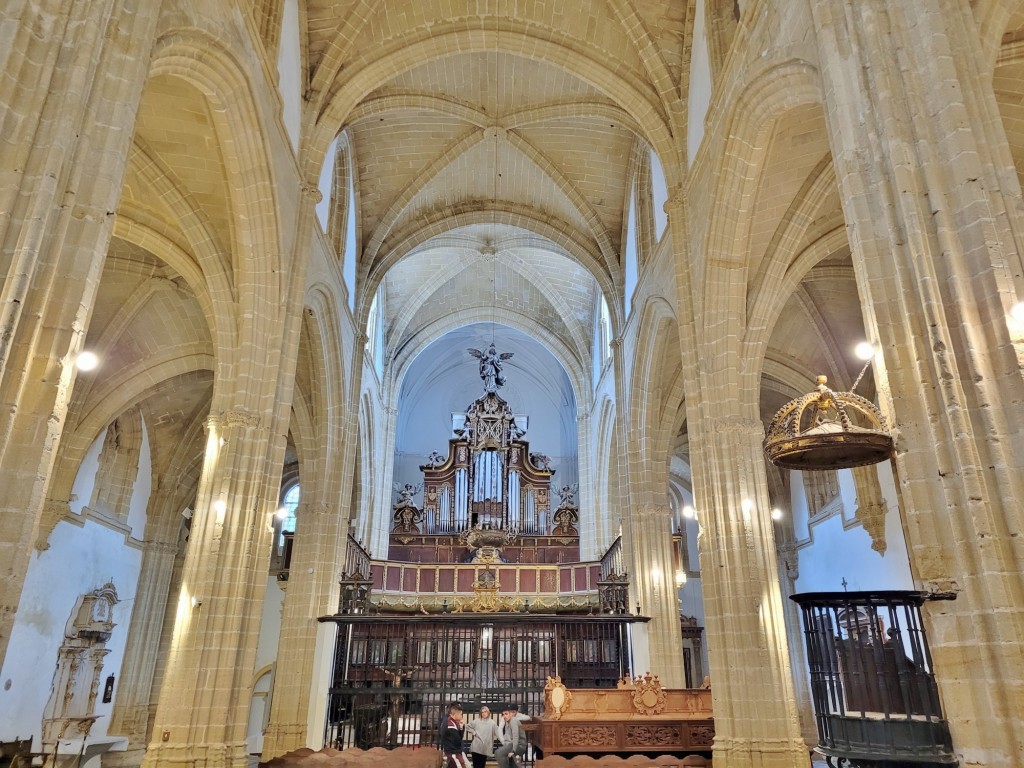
[682, 505, 695, 519]
[1011, 301, 1024, 323]
[213, 499, 227, 524]
[771, 508, 783, 521]
[741, 498, 753, 521]
[102, 674, 115, 703]
[675, 570, 687, 587]
[650, 566, 662, 583]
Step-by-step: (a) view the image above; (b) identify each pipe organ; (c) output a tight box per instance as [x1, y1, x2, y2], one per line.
[418, 391, 555, 536]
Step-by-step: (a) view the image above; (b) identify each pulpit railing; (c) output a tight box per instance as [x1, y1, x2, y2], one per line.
[344, 533, 371, 577]
[599, 536, 624, 579]
[790, 590, 956, 767]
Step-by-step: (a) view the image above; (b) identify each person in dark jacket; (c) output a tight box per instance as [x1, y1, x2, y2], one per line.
[440, 703, 468, 768]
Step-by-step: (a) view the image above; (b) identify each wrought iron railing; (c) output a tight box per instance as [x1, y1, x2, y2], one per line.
[323, 615, 643, 756]
[790, 590, 956, 767]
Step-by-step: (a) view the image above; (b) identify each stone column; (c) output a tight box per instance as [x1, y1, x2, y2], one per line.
[665, 193, 805, 768]
[687, 415, 806, 768]
[142, 411, 281, 768]
[0, 0, 160, 665]
[811, 3, 1024, 764]
[107, 532, 180, 766]
[775, 542, 818, 748]
[623, 502, 686, 687]
[263, 491, 354, 753]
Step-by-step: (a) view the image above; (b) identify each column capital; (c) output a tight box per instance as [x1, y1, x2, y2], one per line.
[300, 181, 323, 203]
[707, 415, 764, 438]
[633, 503, 671, 520]
[205, 409, 262, 432]
[663, 189, 686, 217]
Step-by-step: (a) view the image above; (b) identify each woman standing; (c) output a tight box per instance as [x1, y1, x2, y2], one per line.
[466, 706, 501, 768]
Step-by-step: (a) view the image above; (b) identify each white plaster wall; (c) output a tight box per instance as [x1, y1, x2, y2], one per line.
[688, 0, 712, 165]
[247, 575, 285, 753]
[792, 464, 914, 594]
[316, 136, 338, 230]
[277, 0, 301, 153]
[623, 186, 638, 318]
[68, 436, 104, 516]
[0, 426, 152, 747]
[125, 422, 152, 537]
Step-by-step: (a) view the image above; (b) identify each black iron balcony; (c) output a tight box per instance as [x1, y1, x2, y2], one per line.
[790, 590, 956, 767]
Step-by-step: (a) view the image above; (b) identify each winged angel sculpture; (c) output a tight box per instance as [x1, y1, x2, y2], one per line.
[467, 343, 514, 393]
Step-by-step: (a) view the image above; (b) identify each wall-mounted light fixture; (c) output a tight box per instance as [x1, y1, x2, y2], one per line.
[675, 570, 687, 587]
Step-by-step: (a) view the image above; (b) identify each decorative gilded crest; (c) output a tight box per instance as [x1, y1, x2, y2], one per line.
[450, 569, 522, 612]
[544, 676, 573, 720]
[630, 672, 667, 715]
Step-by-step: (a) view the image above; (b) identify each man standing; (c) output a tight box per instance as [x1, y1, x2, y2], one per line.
[495, 704, 529, 768]
[441, 702, 469, 768]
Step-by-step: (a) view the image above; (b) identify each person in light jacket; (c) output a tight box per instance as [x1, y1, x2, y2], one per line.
[495, 704, 530, 768]
[466, 705, 501, 768]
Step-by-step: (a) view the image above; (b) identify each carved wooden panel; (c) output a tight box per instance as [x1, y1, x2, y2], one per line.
[624, 724, 682, 747]
[688, 724, 715, 748]
[561, 725, 617, 747]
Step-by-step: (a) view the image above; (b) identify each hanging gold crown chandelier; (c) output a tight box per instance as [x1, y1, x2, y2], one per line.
[763, 374, 894, 471]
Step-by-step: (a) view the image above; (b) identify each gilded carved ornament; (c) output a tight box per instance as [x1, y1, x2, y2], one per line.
[627, 672, 667, 716]
[543, 676, 573, 720]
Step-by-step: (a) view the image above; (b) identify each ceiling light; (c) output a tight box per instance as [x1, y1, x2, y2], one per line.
[854, 341, 875, 361]
[76, 351, 99, 371]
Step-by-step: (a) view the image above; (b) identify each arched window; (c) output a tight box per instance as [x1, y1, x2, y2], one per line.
[592, 295, 613, 388]
[280, 484, 300, 533]
[365, 289, 384, 375]
[277, 484, 300, 554]
[623, 180, 639, 318]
